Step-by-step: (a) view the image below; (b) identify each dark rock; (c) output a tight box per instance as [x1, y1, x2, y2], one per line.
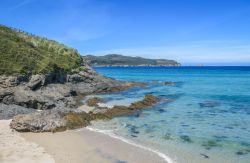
[180, 135, 192, 142]
[202, 140, 220, 150]
[164, 81, 176, 86]
[26, 75, 45, 90]
[0, 103, 35, 120]
[0, 75, 29, 88]
[158, 108, 165, 113]
[236, 149, 250, 156]
[199, 101, 220, 108]
[200, 153, 209, 159]
[0, 89, 13, 100]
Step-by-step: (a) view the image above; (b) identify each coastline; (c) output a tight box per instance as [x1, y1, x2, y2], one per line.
[22, 126, 171, 163]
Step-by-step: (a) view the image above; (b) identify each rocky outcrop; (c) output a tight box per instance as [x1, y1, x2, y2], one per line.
[0, 65, 141, 110]
[0, 103, 36, 120]
[10, 108, 91, 132]
[10, 94, 159, 132]
[91, 94, 159, 118]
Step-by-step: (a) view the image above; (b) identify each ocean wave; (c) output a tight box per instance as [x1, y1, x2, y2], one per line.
[84, 126, 175, 163]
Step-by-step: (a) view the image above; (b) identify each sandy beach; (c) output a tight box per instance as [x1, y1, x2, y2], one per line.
[23, 127, 169, 163]
[0, 120, 170, 163]
[0, 120, 54, 163]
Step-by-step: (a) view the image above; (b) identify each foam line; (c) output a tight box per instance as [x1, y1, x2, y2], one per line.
[84, 127, 175, 163]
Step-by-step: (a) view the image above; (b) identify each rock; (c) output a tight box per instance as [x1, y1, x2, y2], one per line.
[67, 74, 86, 83]
[10, 94, 161, 132]
[0, 103, 35, 120]
[236, 149, 250, 155]
[202, 140, 220, 150]
[0, 75, 29, 88]
[200, 153, 209, 159]
[0, 89, 13, 102]
[0, 65, 144, 122]
[130, 94, 159, 110]
[26, 75, 45, 90]
[86, 97, 103, 107]
[93, 94, 159, 118]
[199, 101, 220, 108]
[180, 135, 192, 142]
[10, 108, 91, 132]
[164, 81, 176, 86]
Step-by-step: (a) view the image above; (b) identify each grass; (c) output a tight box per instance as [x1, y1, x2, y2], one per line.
[0, 25, 83, 75]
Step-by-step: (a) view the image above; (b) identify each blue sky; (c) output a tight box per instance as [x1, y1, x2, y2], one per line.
[1, 0, 250, 65]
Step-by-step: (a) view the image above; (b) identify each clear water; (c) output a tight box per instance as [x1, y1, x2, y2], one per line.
[87, 67, 250, 163]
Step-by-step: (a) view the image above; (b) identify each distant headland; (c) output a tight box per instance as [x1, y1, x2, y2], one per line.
[83, 54, 181, 67]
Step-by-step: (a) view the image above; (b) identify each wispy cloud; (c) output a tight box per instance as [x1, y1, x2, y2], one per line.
[10, 0, 35, 10]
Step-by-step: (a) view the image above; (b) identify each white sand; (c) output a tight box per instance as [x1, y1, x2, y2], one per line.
[23, 128, 168, 163]
[0, 120, 55, 163]
[0, 119, 170, 163]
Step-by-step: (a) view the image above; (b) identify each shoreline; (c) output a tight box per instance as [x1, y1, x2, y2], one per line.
[22, 125, 171, 163]
[85, 126, 174, 163]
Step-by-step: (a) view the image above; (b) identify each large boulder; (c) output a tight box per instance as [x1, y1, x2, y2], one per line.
[10, 108, 91, 132]
[26, 75, 46, 90]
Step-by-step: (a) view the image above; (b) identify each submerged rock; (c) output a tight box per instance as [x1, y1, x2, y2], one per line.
[236, 149, 250, 156]
[180, 135, 192, 143]
[202, 140, 221, 150]
[199, 101, 220, 108]
[93, 94, 159, 118]
[200, 153, 209, 159]
[86, 97, 103, 107]
[164, 81, 176, 86]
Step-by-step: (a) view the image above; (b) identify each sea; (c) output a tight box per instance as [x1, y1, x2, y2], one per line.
[83, 66, 250, 163]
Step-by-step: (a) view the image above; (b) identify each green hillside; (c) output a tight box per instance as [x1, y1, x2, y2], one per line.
[0, 25, 82, 75]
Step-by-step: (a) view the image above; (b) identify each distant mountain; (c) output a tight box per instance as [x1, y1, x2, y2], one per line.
[83, 54, 181, 67]
[0, 25, 82, 75]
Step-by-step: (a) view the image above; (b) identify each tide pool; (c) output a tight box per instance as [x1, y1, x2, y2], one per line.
[85, 66, 250, 163]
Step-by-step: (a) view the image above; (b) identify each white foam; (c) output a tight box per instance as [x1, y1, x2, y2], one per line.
[97, 102, 114, 108]
[84, 127, 175, 163]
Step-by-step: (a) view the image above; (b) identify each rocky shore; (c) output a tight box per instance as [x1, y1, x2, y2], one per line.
[0, 64, 159, 132]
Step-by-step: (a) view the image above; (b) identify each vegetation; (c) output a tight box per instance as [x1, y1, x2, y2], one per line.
[0, 25, 82, 75]
[83, 54, 181, 66]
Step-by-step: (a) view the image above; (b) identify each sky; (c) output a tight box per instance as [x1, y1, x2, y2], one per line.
[1, 0, 250, 65]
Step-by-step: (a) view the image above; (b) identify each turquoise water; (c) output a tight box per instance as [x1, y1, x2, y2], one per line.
[88, 67, 250, 163]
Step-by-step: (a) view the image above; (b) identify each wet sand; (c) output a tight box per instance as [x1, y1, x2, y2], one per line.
[23, 128, 169, 163]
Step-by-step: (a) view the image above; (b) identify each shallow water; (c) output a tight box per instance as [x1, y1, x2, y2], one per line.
[86, 67, 250, 163]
